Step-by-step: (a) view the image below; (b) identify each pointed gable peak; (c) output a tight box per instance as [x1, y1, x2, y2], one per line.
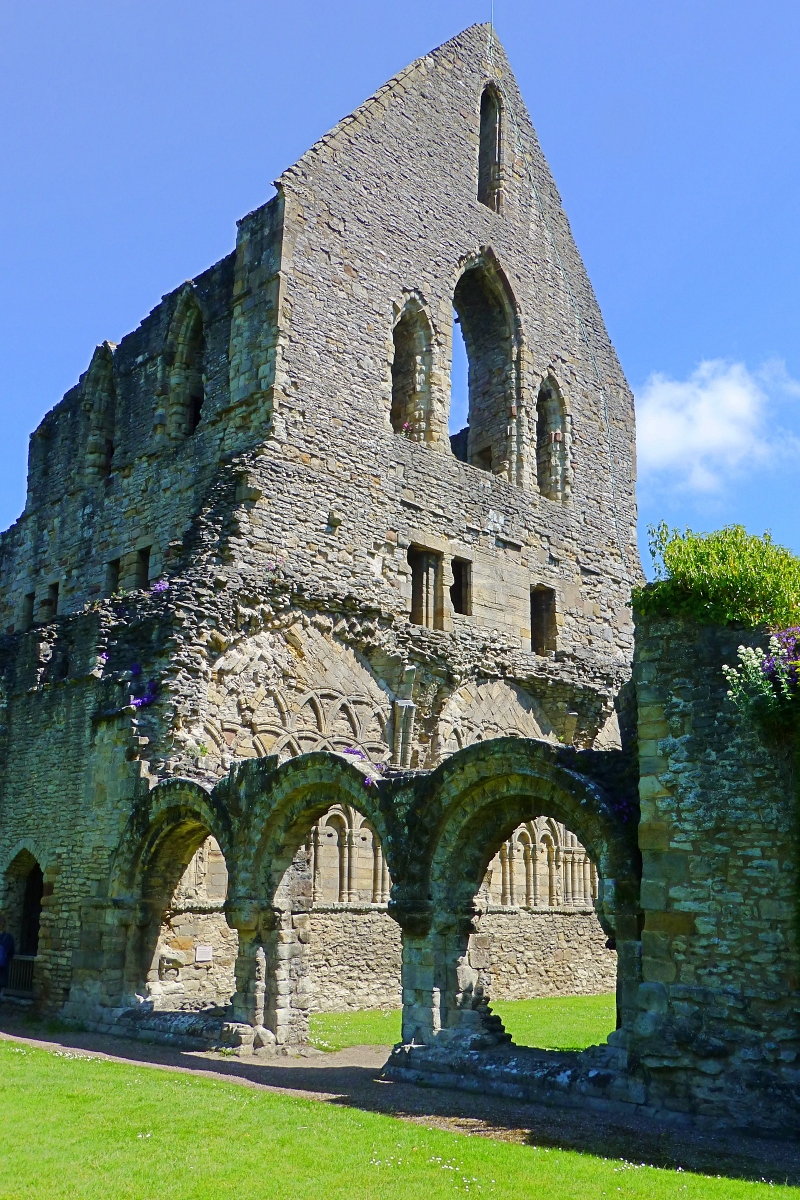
[277, 23, 524, 192]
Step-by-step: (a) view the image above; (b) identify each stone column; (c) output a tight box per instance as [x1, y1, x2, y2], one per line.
[499, 843, 510, 905]
[400, 930, 440, 1045]
[226, 901, 275, 1055]
[525, 843, 534, 908]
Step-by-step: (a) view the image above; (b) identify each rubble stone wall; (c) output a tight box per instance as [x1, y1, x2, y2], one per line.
[629, 614, 800, 1130]
[309, 908, 402, 1011]
[307, 904, 615, 1011]
[478, 908, 616, 999]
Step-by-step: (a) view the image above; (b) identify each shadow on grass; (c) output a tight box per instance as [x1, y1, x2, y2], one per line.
[2, 1011, 798, 1189]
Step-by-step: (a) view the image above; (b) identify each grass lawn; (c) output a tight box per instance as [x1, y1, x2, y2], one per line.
[308, 993, 616, 1053]
[0, 1039, 796, 1199]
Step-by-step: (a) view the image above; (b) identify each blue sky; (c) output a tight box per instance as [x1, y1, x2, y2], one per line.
[2, 1, 800, 573]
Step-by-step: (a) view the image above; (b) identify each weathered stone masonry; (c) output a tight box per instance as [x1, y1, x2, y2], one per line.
[3, 23, 795, 1134]
[1, 21, 636, 1027]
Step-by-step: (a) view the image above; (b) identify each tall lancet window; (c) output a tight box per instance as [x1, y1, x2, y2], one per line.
[390, 299, 433, 441]
[536, 376, 572, 502]
[478, 85, 503, 212]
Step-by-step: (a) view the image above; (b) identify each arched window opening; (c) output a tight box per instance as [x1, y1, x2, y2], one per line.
[390, 301, 433, 441]
[125, 830, 237, 1018]
[536, 377, 571, 501]
[475, 817, 615, 1045]
[2, 850, 45, 998]
[478, 85, 503, 212]
[450, 261, 520, 484]
[84, 342, 117, 484]
[168, 300, 206, 439]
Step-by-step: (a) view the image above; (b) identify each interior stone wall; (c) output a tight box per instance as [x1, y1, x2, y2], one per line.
[148, 837, 238, 1011]
[477, 907, 616, 999]
[309, 908, 403, 1011]
[307, 903, 614, 1012]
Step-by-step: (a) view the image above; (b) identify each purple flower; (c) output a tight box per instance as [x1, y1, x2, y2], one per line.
[343, 747, 366, 760]
[151, 579, 169, 593]
[130, 663, 142, 677]
[760, 627, 800, 691]
[131, 678, 159, 709]
[363, 776, 374, 788]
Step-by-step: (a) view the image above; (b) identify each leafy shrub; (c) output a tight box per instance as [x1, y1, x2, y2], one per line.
[633, 523, 800, 627]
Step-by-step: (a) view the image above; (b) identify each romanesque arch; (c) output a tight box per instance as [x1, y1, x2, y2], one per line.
[390, 297, 436, 443]
[158, 285, 206, 440]
[433, 677, 555, 764]
[536, 374, 572, 502]
[193, 623, 393, 777]
[100, 779, 236, 1015]
[394, 737, 640, 1047]
[217, 752, 403, 1048]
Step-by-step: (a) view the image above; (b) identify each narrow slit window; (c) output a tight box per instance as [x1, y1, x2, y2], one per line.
[41, 582, 59, 623]
[105, 559, 121, 597]
[20, 591, 35, 631]
[135, 547, 151, 591]
[530, 586, 556, 655]
[408, 547, 443, 630]
[478, 85, 503, 212]
[188, 389, 204, 435]
[450, 559, 471, 616]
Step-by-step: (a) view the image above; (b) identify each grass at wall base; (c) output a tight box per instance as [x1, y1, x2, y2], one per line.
[1, 1037, 795, 1199]
[307, 993, 617, 1053]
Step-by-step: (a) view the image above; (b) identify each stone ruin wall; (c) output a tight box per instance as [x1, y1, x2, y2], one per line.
[147, 837, 237, 1013]
[152, 811, 615, 1016]
[0, 26, 637, 704]
[0, 26, 637, 1071]
[628, 614, 800, 1128]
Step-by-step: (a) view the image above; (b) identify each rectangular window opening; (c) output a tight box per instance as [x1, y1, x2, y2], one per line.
[21, 591, 35, 631]
[135, 547, 151, 591]
[530, 585, 556, 656]
[450, 558, 472, 616]
[37, 582, 60, 624]
[105, 559, 120, 597]
[408, 546, 443, 630]
[474, 446, 493, 472]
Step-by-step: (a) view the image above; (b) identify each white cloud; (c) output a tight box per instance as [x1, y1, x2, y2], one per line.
[635, 359, 800, 493]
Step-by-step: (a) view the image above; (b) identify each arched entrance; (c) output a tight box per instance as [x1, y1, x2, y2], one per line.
[306, 804, 399, 1013]
[479, 818, 615, 1011]
[228, 753, 403, 1050]
[395, 738, 640, 1050]
[2, 849, 44, 998]
[104, 782, 237, 1025]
